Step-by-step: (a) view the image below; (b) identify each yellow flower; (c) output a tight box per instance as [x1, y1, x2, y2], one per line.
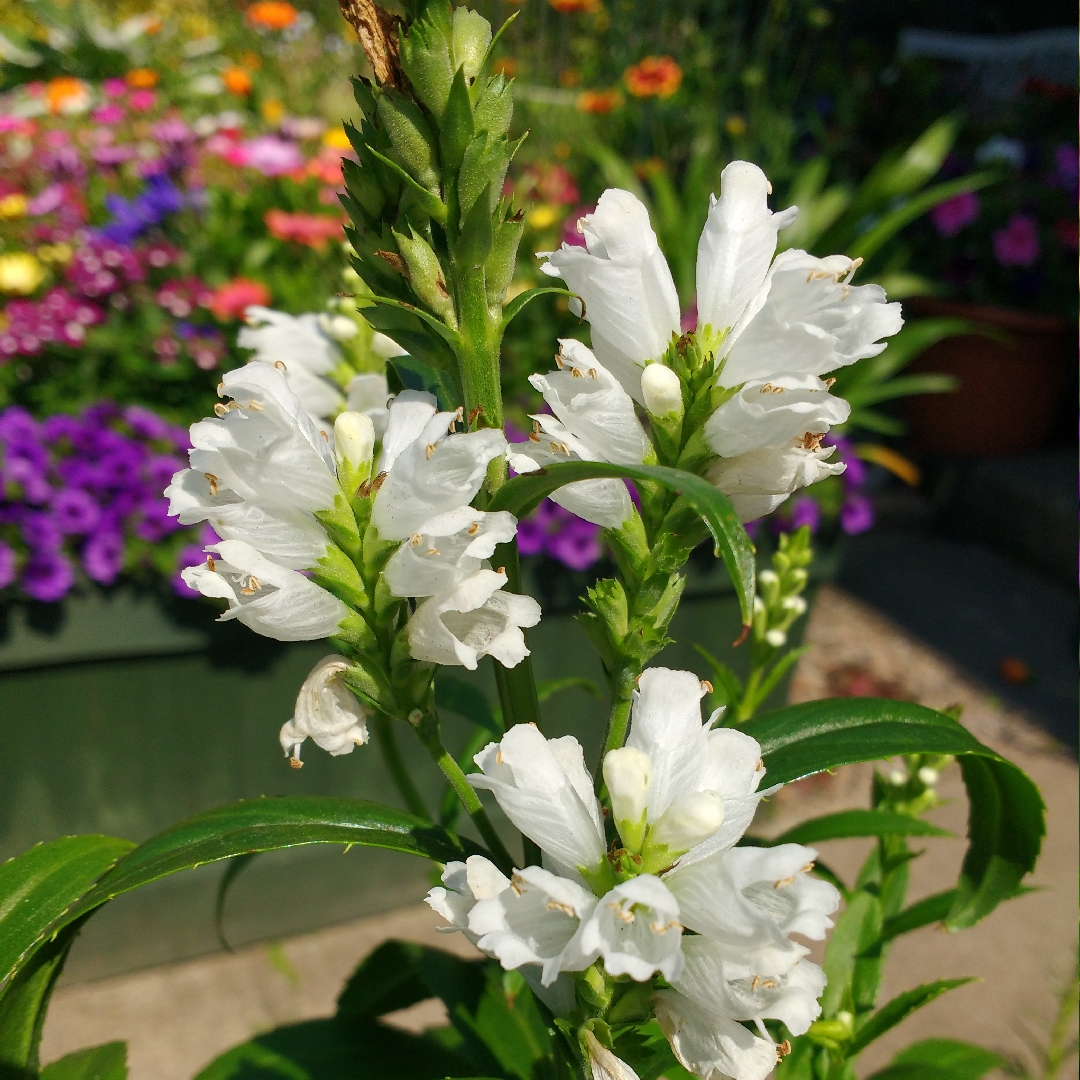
[526, 204, 560, 230]
[724, 114, 747, 137]
[322, 127, 353, 151]
[262, 99, 285, 125]
[0, 253, 46, 295]
[0, 194, 27, 219]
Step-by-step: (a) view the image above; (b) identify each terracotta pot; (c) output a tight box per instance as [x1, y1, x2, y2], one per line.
[904, 297, 1075, 458]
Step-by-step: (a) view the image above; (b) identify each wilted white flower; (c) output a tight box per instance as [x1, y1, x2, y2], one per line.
[426, 855, 512, 941]
[181, 540, 349, 641]
[279, 654, 370, 765]
[584, 1032, 642, 1080]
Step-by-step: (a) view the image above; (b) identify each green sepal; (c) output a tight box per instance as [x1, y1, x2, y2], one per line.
[398, 3, 454, 119]
[451, 6, 492, 83]
[439, 66, 474, 170]
[393, 227, 457, 326]
[311, 542, 368, 612]
[455, 181, 494, 267]
[333, 613, 378, 653]
[474, 73, 514, 136]
[375, 91, 441, 192]
[339, 152, 385, 221]
[365, 145, 448, 224]
[459, 131, 508, 222]
[315, 494, 362, 559]
[339, 653, 400, 716]
[350, 75, 376, 119]
[485, 210, 524, 310]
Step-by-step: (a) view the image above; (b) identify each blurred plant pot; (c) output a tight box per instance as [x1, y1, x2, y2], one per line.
[904, 297, 1074, 458]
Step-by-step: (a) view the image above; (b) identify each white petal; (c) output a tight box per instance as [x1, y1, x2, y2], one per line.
[585, 1032, 642, 1080]
[705, 375, 851, 459]
[344, 372, 391, 439]
[696, 161, 799, 336]
[376, 389, 438, 473]
[541, 189, 680, 371]
[239, 308, 340, 374]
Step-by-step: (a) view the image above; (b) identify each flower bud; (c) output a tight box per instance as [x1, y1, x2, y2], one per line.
[334, 411, 375, 477]
[783, 595, 808, 616]
[647, 790, 724, 857]
[375, 91, 440, 191]
[640, 363, 683, 418]
[585, 1031, 642, 1080]
[394, 228, 457, 326]
[765, 628, 787, 647]
[917, 766, 939, 787]
[319, 313, 360, 341]
[451, 7, 492, 82]
[603, 746, 653, 853]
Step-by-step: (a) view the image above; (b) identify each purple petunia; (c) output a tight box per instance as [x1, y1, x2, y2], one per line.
[52, 488, 101, 534]
[0, 541, 15, 588]
[21, 550, 75, 602]
[83, 529, 125, 584]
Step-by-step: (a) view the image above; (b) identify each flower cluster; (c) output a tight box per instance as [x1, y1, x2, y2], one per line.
[429, 667, 838, 1080]
[538, 162, 903, 521]
[0, 403, 193, 601]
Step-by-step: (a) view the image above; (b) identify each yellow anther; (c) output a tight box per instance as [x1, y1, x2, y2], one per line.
[204, 473, 219, 495]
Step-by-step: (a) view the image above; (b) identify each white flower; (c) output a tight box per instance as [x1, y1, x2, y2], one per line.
[575, 875, 685, 982]
[239, 307, 345, 421]
[468, 865, 597, 985]
[707, 441, 846, 523]
[382, 507, 518, 598]
[654, 990, 779, 1080]
[166, 363, 341, 567]
[665, 845, 839, 951]
[540, 189, 680, 401]
[506, 340, 644, 528]
[585, 1032, 642, 1080]
[406, 569, 541, 670]
[426, 855, 511, 942]
[345, 371, 391, 440]
[619, 668, 771, 864]
[640, 363, 683, 418]
[469, 724, 607, 884]
[279, 654, 370, 765]
[704, 375, 851, 459]
[372, 407, 507, 541]
[181, 540, 349, 641]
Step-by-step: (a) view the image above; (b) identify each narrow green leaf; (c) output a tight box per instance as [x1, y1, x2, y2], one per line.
[455, 181, 494, 266]
[0, 835, 134, 988]
[365, 291, 461, 349]
[880, 889, 957, 942]
[770, 810, 951, 847]
[500, 285, 580, 328]
[821, 890, 881, 1017]
[867, 1038, 1004, 1080]
[436, 673, 500, 734]
[745, 698, 1044, 929]
[848, 979, 974, 1056]
[844, 373, 957, 409]
[40, 1042, 128, 1080]
[440, 67, 474, 169]
[748, 645, 809, 711]
[490, 461, 755, 624]
[391, 354, 463, 410]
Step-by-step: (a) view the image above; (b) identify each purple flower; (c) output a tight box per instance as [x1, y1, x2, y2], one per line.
[993, 214, 1040, 267]
[931, 190, 980, 237]
[1051, 144, 1078, 193]
[144, 453, 185, 489]
[787, 496, 822, 534]
[26, 183, 67, 216]
[22, 550, 74, 602]
[547, 516, 603, 571]
[2, 457, 51, 503]
[52, 488, 101, 534]
[123, 405, 171, 441]
[83, 530, 125, 584]
[840, 494, 874, 535]
[21, 511, 63, 551]
[515, 515, 548, 557]
[0, 541, 15, 588]
[134, 496, 177, 541]
[101, 175, 185, 244]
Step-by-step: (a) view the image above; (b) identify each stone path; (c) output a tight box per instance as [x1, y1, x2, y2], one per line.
[41, 586, 1078, 1079]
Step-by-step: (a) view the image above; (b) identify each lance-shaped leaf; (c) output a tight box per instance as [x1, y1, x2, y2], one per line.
[765, 809, 951, 847]
[488, 460, 755, 624]
[866, 1038, 1004, 1080]
[848, 979, 974, 1056]
[40, 1041, 128, 1080]
[744, 698, 1045, 930]
[9, 798, 482, 990]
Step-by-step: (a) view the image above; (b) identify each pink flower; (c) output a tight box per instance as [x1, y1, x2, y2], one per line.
[92, 104, 125, 124]
[931, 190, 980, 237]
[560, 205, 595, 249]
[209, 278, 271, 321]
[128, 89, 157, 112]
[992, 213, 1040, 267]
[225, 135, 303, 177]
[102, 78, 127, 98]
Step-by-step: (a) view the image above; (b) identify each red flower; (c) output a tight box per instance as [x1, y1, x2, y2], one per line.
[264, 209, 345, 249]
[210, 278, 271, 321]
[624, 56, 682, 99]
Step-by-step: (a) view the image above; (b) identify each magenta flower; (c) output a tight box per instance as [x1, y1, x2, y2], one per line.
[92, 104, 125, 124]
[931, 190, 980, 237]
[128, 89, 157, 112]
[53, 488, 101, 534]
[226, 135, 304, 176]
[102, 78, 127, 97]
[993, 213, 1040, 267]
[840, 495, 874, 535]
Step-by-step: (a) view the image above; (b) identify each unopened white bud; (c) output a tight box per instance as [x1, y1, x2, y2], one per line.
[649, 790, 724, 854]
[603, 746, 653, 852]
[753, 596, 767, 615]
[917, 766, 939, 787]
[765, 628, 787, 647]
[783, 595, 807, 615]
[586, 1031, 642, 1080]
[318, 313, 360, 341]
[640, 364, 683, 418]
[888, 769, 907, 786]
[334, 411, 375, 473]
[758, 569, 779, 587]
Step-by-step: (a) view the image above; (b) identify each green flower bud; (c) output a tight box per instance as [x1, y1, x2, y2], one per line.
[393, 227, 457, 327]
[458, 131, 508, 222]
[485, 212, 524, 310]
[375, 92, 440, 192]
[474, 74, 514, 136]
[398, 4, 454, 119]
[451, 7, 491, 83]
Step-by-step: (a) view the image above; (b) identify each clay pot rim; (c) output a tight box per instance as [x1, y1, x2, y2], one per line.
[907, 296, 1073, 336]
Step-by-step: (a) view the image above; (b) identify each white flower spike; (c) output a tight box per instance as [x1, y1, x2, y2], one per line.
[279, 654, 370, 765]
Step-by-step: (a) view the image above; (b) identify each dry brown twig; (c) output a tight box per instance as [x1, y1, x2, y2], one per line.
[337, 0, 402, 87]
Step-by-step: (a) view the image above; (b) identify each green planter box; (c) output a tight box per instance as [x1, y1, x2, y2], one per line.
[0, 546, 831, 981]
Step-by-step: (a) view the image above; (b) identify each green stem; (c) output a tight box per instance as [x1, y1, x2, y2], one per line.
[736, 663, 765, 723]
[415, 709, 515, 874]
[373, 714, 429, 819]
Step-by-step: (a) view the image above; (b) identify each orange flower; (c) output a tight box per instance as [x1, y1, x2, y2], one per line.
[549, 0, 600, 12]
[125, 68, 159, 89]
[492, 56, 518, 77]
[576, 89, 622, 114]
[265, 209, 345, 249]
[624, 55, 682, 98]
[210, 278, 271, 321]
[246, 1, 299, 30]
[223, 67, 253, 95]
[45, 77, 90, 115]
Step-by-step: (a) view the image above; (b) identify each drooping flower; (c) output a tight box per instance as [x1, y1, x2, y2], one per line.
[278, 654, 370, 765]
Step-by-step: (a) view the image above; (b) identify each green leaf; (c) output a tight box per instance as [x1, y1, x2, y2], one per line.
[391, 354, 463, 410]
[455, 181, 494, 267]
[821, 889, 881, 1018]
[490, 461, 755, 624]
[745, 698, 1044, 929]
[500, 285, 580, 329]
[364, 145, 448, 223]
[0, 835, 134, 988]
[880, 889, 957, 943]
[440, 66, 474, 169]
[40, 1042, 128, 1080]
[536, 676, 602, 703]
[867, 1039, 1005, 1080]
[848, 979, 974, 1056]
[769, 810, 951, 847]
[435, 674, 500, 734]
[460, 967, 553, 1080]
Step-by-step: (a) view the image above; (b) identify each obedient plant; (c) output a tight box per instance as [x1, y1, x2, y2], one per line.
[0, 5, 1045, 1080]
